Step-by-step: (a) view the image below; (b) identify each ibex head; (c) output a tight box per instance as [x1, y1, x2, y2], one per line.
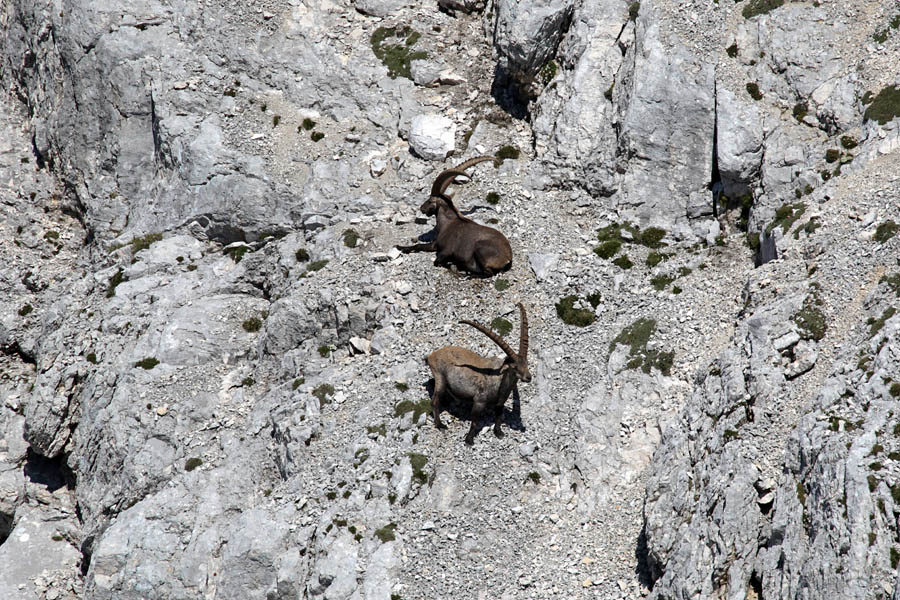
[461, 302, 531, 383]
[419, 156, 497, 216]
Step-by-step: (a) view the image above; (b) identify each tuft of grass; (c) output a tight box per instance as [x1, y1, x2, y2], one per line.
[343, 229, 360, 248]
[613, 255, 633, 270]
[135, 357, 159, 370]
[311, 131, 325, 142]
[185, 457, 203, 472]
[395, 382, 409, 392]
[650, 274, 676, 291]
[243, 317, 262, 332]
[486, 192, 500, 205]
[825, 149, 841, 163]
[318, 345, 332, 358]
[874, 220, 898, 244]
[370, 26, 428, 80]
[374, 523, 397, 543]
[864, 86, 900, 125]
[609, 317, 673, 376]
[408, 453, 428, 485]
[796, 481, 807, 506]
[496, 145, 520, 162]
[527, 472, 541, 484]
[594, 239, 621, 259]
[646, 251, 669, 267]
[292, 378, 305, 390]
[107, 269, 126, 298]
[227, 245, 250, 263]
[272, 115, 281, 127]
[637, 227, 667, 248]
[742, 0, 783, 19]
[767, 202, 806, 234]
[794, 291, 827, 342]
[295, 248, 310, 262]
[307, 259, 328, 273]
[539, 60, 558, 85]
[840, 135, 857, 150]
[394, 398, 431, 422]
[367, 424, 387, 437]
[880, 274, 900, 296]
[18, 304, 33, 316]
[746, 82, 763, 100]
[628, 1, 640, 20]
[131, 232, 163, 253]
[555, 295, 595, 327]
[868, 306, 897, 337]
[301, 118, 316, 131]
[312, 383, 335, 403]
[86, 352, 98, 364]
[490, 317, 513, 337]
[793, 102, 808, 122]
[494, 279, 510, 292]
[726, 43, 738, 58]
[890, 383, 900, 397]
[242, 376, 254, 386]
[723, 430, 739, 442]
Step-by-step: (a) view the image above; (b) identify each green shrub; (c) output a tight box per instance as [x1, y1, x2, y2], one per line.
[243, 317, 262, 332]
[367, 424, 387, 437]
[646, 251, 669, 267]
[613, 255, 633, 270]
[726, 44, 738, 58]
[242, 376, 254, 386]
[539, 60, 558, 84]
[874, 220, 898, 243]
[840, 135, 858, 149]
[296, 248, 310, 262]
[301, 118, 316, 130]
[767, 202, 806, 234]
[307, 259, 329, 272]
[343, 229, 360, 248]
[892, 547, 900, 570]
[131, 232, 163, 253]
[18, 304, 33, 316]
[317, 345, 331, 357]
[394, 398, 431, 422]
[746, 82, 763, 100]
[395, 382, 409, 392]
[650, 274, 675, 291]
[185, 457, 203, 472]
[370, 26, 428, 79]
[868, 306, 897, 337]
[794, 292, 827, 341]
[793, 102, 808, 122]
[494, 279, 510, 292]
[293, 377, 305, 390]
[374, 523, 397, 543]
[880, 273, 900, 296]
[594, 239, 621, 259]
[135, 357, 159, 370]
[890, 383, 900, 397]
[272, 115, 281, 127]
[496, 145, 520, 161]
[486, 192, 500, 205]
[311, 131, 325, 142]
[555, 295, 595, 327]
[825, 149, 840, 163]
[227, 245, 249, 262]
[86, 352, 98, 364]
[638, 227, 667, 248]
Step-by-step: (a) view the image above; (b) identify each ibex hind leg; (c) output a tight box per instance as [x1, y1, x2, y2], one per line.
[431, 375, 448, 430]
[465, 402, 486, 446]
[493, 402, 505, 438]
[474, 246, 510, 277]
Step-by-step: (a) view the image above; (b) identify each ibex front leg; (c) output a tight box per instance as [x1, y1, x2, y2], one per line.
[397, 242, 436, 253]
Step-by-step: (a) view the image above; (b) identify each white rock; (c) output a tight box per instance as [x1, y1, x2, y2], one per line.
[349, 337, 371, 355]
[528, 253, 558, 281]
[409, 114, 456, 160]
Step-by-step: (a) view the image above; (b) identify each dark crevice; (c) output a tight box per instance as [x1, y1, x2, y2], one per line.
[0, 510, 13, 546]
[750, 571, 764, 599]
[1, 339, 36, 365]
[23, 449, 76, 493]
[149, 83, 164, 171]
[709, 79, 723, 218]
[635, 524, 655, 589]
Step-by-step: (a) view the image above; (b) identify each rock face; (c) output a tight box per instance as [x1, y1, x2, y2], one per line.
[1, 0, 899, 598]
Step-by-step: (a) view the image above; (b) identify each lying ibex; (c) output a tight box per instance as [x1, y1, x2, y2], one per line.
[426, 303, 531, 445]
[397, 156, 512, 277]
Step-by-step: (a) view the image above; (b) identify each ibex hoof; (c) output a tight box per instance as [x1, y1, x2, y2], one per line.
[464, 436, 475, 446]
[493, 427, 505, 438]
[435, 421, 448, 430]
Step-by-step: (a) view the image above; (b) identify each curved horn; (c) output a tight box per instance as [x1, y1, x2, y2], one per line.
[431, 155, 497, 197]
[517, 303, 528, 361]
[460, 319, 518, 362]
[430, 169, 472, 198]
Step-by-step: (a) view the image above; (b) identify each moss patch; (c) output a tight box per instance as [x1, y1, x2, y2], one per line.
[612, 255, 633, 270]
[242, 317, 262, 332]
[135, 357, 159, 370]
[370, 26, 427, 80]
[343, 229, 360, 248]
[794, 290, 827, 341]
[868, 306, 897, 337]
[408, 452, 429, 485]
[374, 523, 397, 543]
[746, 82, 763, 100]
[394, 398, 431, 422]
[490, 317, 513, 337]
[767, 202, 806, 234]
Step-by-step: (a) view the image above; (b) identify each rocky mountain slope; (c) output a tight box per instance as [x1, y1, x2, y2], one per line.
[1, 0, 899, 598]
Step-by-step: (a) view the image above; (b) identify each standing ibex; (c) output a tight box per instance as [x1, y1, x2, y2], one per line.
[397, 156, 512, 277]
[426, 303, 531, 445]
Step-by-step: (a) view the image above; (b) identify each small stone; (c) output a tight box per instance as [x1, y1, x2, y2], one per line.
[528, 253, 559, 281]
[369, 158, 387, 178]
[156, 405, 168, 416]
[582, 579, 593, 588]
[395, 281, 412, 295]
[387, 247, 402, 260]
[518, 441, 536, 457]
[422, 520, 435, 530]
[349, 337, 371, 355]
[409, 114, 456, 160]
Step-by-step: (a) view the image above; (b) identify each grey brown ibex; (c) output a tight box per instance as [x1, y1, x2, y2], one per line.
[397, 156, 512, 277]
[426, 303, 531, 445]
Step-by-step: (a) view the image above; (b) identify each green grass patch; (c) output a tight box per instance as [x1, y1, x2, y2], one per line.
[840, 135, 857, 150]
[343, 229, 360, 248]
[367, 424, 387, 437]
[594, 239, 621, 259]
[767, 202, 807, 234]
[874, 220, 898, 244]
[185, 457, 203, 472]
[486, 192, 500, 205]
[609, 317, 673, 375]
[243, 317, 262, 332]
[496, 145, 520, 161]
[555, 295, 595, 327]
[864, 85, 900, 125]
[307, 259, 329, 272]
[301, 118, 316, 131]
[394, 397, 431, 422]
[295, 248, 310, 262]
[880, 274, 900, 296]
[742, 0, 784, 19]
[825, 149, 841, 163]
[494, 278, 510, 292]
[370, 26, 427, 80]
[227, 245, 250, 262]
[746, 82, 762, 100]
[794, 291, 827, 342]
[408, 452, 428, 485]
[311, 131, 325, 142]
[868, 306, 897, 337]
[312, 383, 335, 403]
[490, 317, 513, 337]
[650, 274, 676, 291]
[374, 523, 397, 543]
[135, 357, 159, 370]
[293, 377, 305, 390]
[18, 304, 33, 316]
[793, 102, 808, 122]
[646, 251, 670, 267]
[612, 255, 633, 270]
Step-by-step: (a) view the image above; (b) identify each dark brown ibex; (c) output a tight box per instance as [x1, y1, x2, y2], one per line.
[425, 303, 531, 445]
[397, 156, 512, 277]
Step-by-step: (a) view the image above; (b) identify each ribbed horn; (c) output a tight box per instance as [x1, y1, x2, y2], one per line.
[431, 169, 471, 199]
[460, 319, 518, 362]
[517, 303, 528, 361]
[431, 155, 496, 197]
